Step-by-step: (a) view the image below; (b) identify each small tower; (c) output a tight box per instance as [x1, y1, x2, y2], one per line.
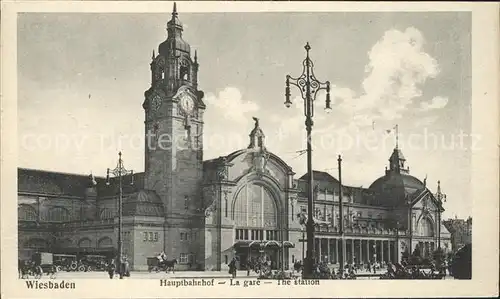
[248, 117, 266, 150]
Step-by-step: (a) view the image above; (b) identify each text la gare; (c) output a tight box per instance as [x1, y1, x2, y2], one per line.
[230, 279, 260, 287]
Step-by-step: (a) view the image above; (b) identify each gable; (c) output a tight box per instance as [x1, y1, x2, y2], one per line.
[227, 150, 289, 186]
[411, 189, 443, 212]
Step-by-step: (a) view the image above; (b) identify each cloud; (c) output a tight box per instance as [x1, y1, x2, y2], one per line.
[420, 96, 449, 110]
[336, 27, 441, 129]
[204, 87, 259, 123]
[413, 115, 439, 127]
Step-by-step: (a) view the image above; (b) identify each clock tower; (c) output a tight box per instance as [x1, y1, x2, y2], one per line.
[143, 3, 205, 261]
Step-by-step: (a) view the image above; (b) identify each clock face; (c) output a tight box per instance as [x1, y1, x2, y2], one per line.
[179, 92, 195, 114]
[151, 94, 162, 112]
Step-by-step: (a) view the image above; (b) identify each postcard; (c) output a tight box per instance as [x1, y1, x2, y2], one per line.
[1, 1, 498, 298]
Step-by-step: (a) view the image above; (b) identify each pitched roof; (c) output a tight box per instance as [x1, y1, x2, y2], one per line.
[18, 168, 146, 199]
[18, 168, 95, 198]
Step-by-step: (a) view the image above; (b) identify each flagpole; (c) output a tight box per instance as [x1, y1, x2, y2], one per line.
[395, 124, 399, 149]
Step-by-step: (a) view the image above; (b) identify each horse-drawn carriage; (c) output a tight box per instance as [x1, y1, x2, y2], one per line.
[19, 252, 57, 279]
[147, 257, 177, 273]
[379, 263, 446, 279]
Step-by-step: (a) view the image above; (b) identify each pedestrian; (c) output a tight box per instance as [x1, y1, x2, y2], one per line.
[107, 259, 116, 279]
[228, 257, 237, 278]
[123, 256, 130, 277]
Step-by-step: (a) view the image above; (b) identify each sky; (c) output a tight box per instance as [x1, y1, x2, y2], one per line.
[17, 11, 472, 219]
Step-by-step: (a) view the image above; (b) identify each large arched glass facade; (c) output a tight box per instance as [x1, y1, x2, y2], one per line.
[419, 217, 434, 237]
[233, 183, 280, 241]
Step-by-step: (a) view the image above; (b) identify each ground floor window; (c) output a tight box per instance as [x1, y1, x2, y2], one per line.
[236, 228, 280, 241]
[179, 253, 188, 264]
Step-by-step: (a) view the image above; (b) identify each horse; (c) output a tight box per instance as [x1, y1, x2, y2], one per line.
[293, 261, 303, 273]
[163, 259, 177, 273]
[19, 260, 32, 279]
[19, 261, 47, 279]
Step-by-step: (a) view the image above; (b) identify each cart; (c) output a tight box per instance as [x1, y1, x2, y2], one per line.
[147, 257, 164, 273]
[31, 252, 57, 279]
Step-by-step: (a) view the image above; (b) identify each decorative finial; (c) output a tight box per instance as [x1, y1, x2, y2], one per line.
[172, 2, 178, 16]
[423, 174, 427, 187]
[152, 49, 155, 60]
[252, 116, 259, 128]
[194, 50, 198, 63]
[305, 42, 311, 52]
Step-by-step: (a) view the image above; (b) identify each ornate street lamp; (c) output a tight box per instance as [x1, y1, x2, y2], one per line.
[105, 151, 134, 279]
[285, 42, 331, 278]
[435, 181, 447, 250]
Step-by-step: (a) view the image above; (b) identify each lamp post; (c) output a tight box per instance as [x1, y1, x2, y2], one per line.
[105, 151, 134, 279]
[285, 42, 331, 278]
[337, 155, 346, 273]
[395, 221, 400, 263]
[435, 181, 446, 250]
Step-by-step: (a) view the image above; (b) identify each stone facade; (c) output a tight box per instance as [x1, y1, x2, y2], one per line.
[443, 217, 472, 252]
[17, 5, 453, 271]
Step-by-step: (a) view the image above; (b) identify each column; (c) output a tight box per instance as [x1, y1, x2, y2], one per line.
[341, 238, 347, 267]
[380, 240, 384, 262]
[365, 239, 370, 263]
[327, 238, 331, 263]
[351, 239, 356, 263]
[393, 241, 397, 263]
[318, 238, 322, 263]
[358, 240, 363, 265]
[387, 240, 391, 263]
[334, 239, 338, 264]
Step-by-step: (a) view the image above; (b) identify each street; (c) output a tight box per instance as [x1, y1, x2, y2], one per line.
[22, 269, 452, 280]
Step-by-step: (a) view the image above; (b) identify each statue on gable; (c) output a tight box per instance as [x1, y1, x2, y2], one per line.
[242, 117, 271, 177]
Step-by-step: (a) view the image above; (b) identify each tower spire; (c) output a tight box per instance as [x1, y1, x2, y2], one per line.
[172, 2, 178, 17]
[395, 124, 399, 149]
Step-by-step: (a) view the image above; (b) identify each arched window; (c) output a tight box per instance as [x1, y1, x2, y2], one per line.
[25, 238, 48, 250]
[180, 59, 190, 81]
[78, 238, 92, 248]
[100, 208, 114, 220]
[233, 184, 278, 228]
[57, 238, 73, 248]
[18, 204, 37, 221]
[419, 217, 434, 237]
[47, 206, 70, 222]
[97, 237, 113, 248]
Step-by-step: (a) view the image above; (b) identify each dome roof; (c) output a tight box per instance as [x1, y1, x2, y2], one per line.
[369, 173, 424, 206]
[158, 36, 190, 55]
[123, 190, 165, 217]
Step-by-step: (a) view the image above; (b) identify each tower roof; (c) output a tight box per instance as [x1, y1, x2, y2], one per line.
[167, 2, 183, 30]
[159, 2, 190, 55]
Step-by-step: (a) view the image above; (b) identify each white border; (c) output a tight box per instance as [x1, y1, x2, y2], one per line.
[1, 1, 499, 298]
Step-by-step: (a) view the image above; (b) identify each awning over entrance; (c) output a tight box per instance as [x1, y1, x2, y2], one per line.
[233, 240, 263, 249]
[263, 241, 280, 248]
[233, 240, 296, 249]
